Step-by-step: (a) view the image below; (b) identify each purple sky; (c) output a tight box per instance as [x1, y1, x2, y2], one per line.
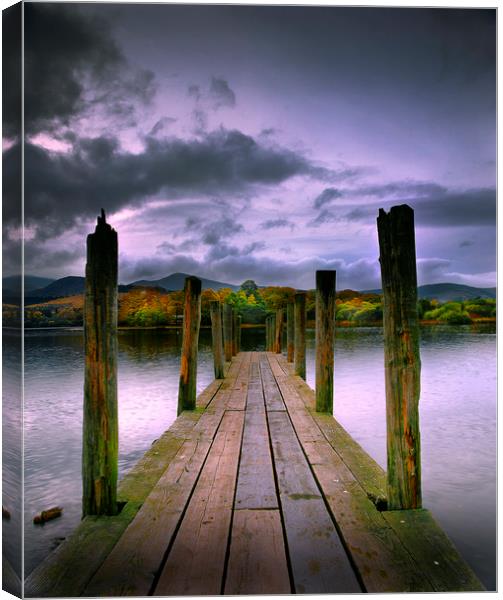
[3, 3, 496, 289]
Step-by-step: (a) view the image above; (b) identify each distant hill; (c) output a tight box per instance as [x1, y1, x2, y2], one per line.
[3, 275, 55, 295]
[129, 272, 239, 292]
[29, 276, 86, 299]
[362, 283, 496, 302]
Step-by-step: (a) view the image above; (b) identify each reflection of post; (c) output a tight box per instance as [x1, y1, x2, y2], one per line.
[377, 204, 422, 510]
[274, 309, 284, 353]
[294, 292, 306, 380]
[286, 302, 294, 362]
[315, 270, 336, 413]
[83, 210, 118, 517]
[210, 301, 225, 379]
[177, 276, 202, 415]
[223, 304, 233, 361]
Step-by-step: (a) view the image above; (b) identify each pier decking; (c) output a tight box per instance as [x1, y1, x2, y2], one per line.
[26, 351, 484, 597]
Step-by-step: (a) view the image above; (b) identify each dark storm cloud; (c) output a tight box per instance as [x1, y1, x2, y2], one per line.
[313, 188, 343, 209]
[2, 3, 21, 140]
[18, 128, 339, 237]
[21, 3, 155, 136]
[260, 219, 295, 231]
[209, 77, 237, 109]
[185, 215, 244, 245]
[459, 240, 474, 248]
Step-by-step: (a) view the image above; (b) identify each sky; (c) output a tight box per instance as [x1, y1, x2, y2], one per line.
[2, 2, 496, 290]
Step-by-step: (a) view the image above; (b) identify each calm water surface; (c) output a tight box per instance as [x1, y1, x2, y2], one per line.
[4, 325, 496, 589]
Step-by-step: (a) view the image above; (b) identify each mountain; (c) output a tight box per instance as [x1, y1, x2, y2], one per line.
[362, 283, 496, 302]
[3, 275, 56, 295]
[29, 276, 86, 298]
[129, 272, 239, 292]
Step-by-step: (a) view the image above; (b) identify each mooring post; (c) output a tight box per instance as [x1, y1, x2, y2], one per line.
[269, 313, 276, 352]
[223, 303, 233, 361]
[237, 315, 242, 353]
[377, 204, 422, 510]
[177, 276, 202, 415]
[83, 209, 118, 517]
[286, 302, 295, 362]
[232, 309, 238, 356]
[315, 270, 336, 413]
[264, 316, 269, 351]
[274, 309, 284, 353]
[294, 292, 307, 380]
[210, 300, 225, 379]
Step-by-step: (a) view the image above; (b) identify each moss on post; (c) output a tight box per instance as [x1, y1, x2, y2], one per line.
[377, 204, 422, 510]
[177, 276, 202, 415]
[83, 210, 118, 517]
[315, 271, 336, 413]
[210, 300, 225, 379]
[294, 292, 307, 380]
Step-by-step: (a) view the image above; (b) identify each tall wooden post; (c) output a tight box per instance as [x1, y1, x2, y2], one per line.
[83, 210, 118, 517]
[177, 276, 202, 415]
[223, 303, 233, 361]
[232, 310, 238, 356]
[286, 302, 295, 362]
[315, 270, 336, 413]
[377, 204, 422, 510]
[210, 301, 225, 379]
[268, 314, 276, 352]
[265, 317, 269, 351]
[274, 309, 284, 354]
[294, 292, 306, 380]
[237, 315, 242, 353]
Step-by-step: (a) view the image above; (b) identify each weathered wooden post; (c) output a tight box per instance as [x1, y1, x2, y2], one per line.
[223, 303, 233, 361]
[210, 300, 225, 379]
[265, 316, 269, 350]
[377, 204, 422, 510]
[286, 302, 295, 362]
[83, 210, 118, 517]
[237, 315, 242, 353]
[274, 309, 284, 354]
[315, 270, 336, 413]
[294, 292, 306, 380]
[177, 276, 202, 415]
[232, 309, 238, 356]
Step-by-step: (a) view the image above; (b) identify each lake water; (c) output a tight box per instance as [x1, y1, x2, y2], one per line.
[2, 325, 496, 589]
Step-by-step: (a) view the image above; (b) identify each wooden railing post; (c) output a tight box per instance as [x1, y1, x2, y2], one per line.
[294, 292, 306, 380]
[377, 204, 422, 510]
[223, 303, 233, 361]
[177, 276, 202, 415]
[274, 309, 284, 354]
[83, 210, 118, 517]
[315, 270, 336, 413]
[237, 315, 242, 353]
[265, 316, 269, 351]
[210, 300, 225, 379]
[267, 313, 276, 352]
[286, 302, 294, 362]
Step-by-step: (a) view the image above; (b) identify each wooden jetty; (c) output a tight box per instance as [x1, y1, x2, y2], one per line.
[25, 205, 485, 596]
[26, 350, 483, 596]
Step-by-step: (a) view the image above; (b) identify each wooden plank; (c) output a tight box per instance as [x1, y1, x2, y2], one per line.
[260, 354, 285, 411]
[382, 509, 485, 592]
[196, 378, 223, 409]
[24, 502, 141, 598]
[154, 410, 244, 596]
[235, 410, 277, 509]
[267, 410, 361, 594]
[226, 351, 251, 411]
[84, 437, 212, 597]
[2, 557, 21, 598]
[224, 509, 291, 594]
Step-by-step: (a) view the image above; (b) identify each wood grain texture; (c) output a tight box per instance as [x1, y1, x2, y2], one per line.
[315, 270, 336, 414]
[286, 302, 295, 362]
[377, 205, 422, 509]
[294, 291, 307, 380]
[223, 303, 233, 361]
[177, 276, 202, 414]
[154, 411, 244, 596]
[83, 211, 119, 516]
[224, 509, 291, 594]
[274, 308, 284, 353]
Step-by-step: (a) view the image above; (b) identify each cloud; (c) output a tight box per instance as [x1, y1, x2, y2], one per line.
[149, 117, 177, 137]
[20, 3, 156, 136]
[459, 240, 474, 248]
[260, 218, 295, 231]
[313, 187, 343, 209]
[17, 127, 336, 239]
[209, 77, 236, 109]
[186, 215, 244, 245]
